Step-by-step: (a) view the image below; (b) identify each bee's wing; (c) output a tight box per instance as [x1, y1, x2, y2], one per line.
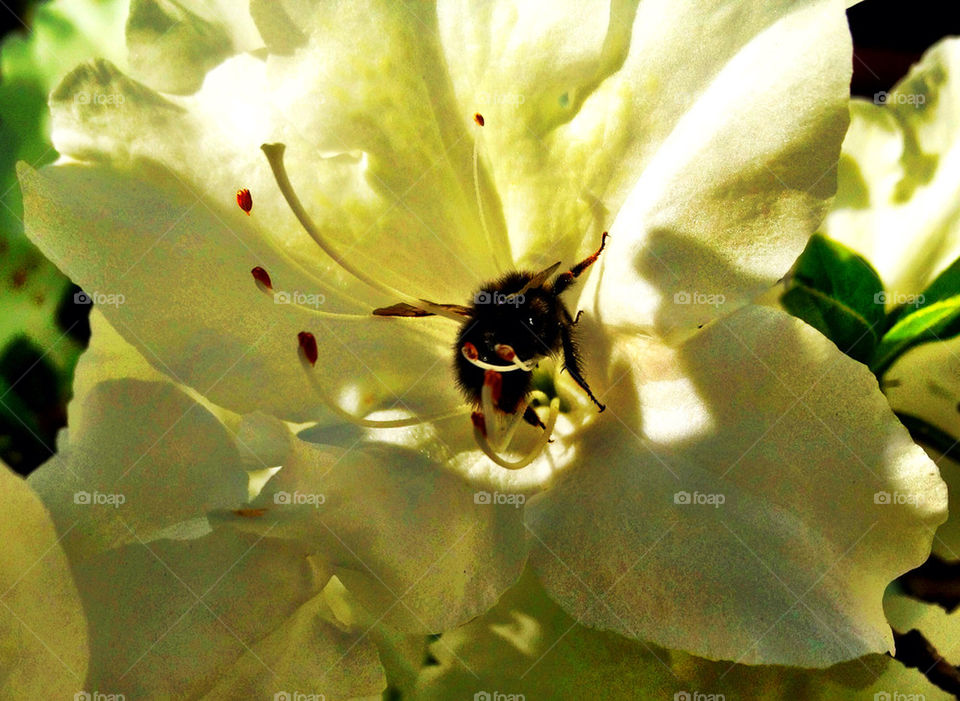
[373, 301, 473, 318]
[521, 261, 562, 294]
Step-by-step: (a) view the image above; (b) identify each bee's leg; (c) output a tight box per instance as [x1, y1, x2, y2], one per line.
[523, 405, 547, 430]
[552, 231, 608, 295]
[560, 322, 606, 412]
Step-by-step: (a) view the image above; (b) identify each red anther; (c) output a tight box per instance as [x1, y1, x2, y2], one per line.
[462, 342, 479, 360]
[251, 266, 272, 290]
[236, 188, 253, 214]
[495, 344, 516, 362]
[298, 331, 318, 366]
[474, 112, 485, 127]
[484, 369, 502, 404]
[471, 410, 487, 437]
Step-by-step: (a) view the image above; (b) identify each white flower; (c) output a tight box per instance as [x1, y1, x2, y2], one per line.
[17, 0, 947, 666]
[820, 37, 960, 563]
[15, 311, 386, 698]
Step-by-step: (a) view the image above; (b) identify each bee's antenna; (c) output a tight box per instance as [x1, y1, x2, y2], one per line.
[472, 113, 509, 273]
[261, 143, 464, 322]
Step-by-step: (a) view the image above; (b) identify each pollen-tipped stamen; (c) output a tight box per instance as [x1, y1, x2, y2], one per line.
[298, 331, 465, 428]
[251, 267, 378, 321]
[472, 391, 561, 470]
[480, 369, 502, 445]
[251, 266, 272, 292]
[261, 143, 463, 322]
[461, 344, 536, 373]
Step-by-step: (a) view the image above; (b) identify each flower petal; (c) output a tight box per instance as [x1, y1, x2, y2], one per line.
[126, 0, 262, 94]
[440, 0, 851, 326]
[26, 314, 249, 557]
[528, 305, 946, 665]
[240, 430, 529, 633]
[824, 38, 960, 300]
[73, 529, 341, 698]
[416, 567, 947, 700]
[19, 160, 462, 421]
[0, 463, 88, 697]
[201, 578, 386, 699]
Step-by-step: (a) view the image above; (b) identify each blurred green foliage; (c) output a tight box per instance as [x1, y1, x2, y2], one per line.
[0, 0, 126, 473]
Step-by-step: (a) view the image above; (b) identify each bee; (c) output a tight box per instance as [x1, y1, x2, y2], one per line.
[373, 232, 608, 428]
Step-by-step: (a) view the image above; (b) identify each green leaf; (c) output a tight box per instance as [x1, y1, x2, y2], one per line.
[871, 295, 960, 378]
[781, 233, 886, 363]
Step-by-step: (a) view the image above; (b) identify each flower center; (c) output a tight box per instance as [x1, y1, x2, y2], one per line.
[241, 113, 600, 471]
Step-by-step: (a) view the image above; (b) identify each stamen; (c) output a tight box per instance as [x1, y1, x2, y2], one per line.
[473, 396, 561, 470]
[471, 114, 509, 273]
[484, 369, 503, 405]
[481, 370, 502, 445]
[261, 143, 463, 322]
[471, 410, 487, 437]
[495, 343, 516, 362]
[297, 332, 466, 428]
[298, 331, 319, 366]
[460, 345, 536, 373]
[251, 266, 272, 291]
[237, 188, 253, 215]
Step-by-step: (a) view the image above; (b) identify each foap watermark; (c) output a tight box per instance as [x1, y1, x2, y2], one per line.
[74, 290, 125, 307]
[474, 491, 525, 508]
[874, 692, 926, 701]
[74, 691, 125, 701]
[74, 91, 125, 106]
[673, 291, 725, 308]
[474, 692, 525, 701]
[874, 491, 923, 506]
[674, 692, 725, 701]
[274, 290, 326, 308]
[674, 491, 725, 508]
[73, 491, 125, 508]
[274, 491, 326, 507]
[874, 291, 924, 308]
[474, 290, 525, 307]
[274, 692, 325, 701]
[874, 91, 926, 107]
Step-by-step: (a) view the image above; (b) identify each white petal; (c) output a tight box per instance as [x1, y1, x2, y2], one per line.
[824, 38, 960, 300]
[243, 431, 529, 632]
[73, 529, 336, 697]
[441, 0, 851, 331]
[0, 463, 88, 697]
[19, 160, 462, 422]
[528, 305, 946, 666]
[126, 0, 262, 94]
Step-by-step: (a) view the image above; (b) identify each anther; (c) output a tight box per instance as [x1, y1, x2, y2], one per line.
[297, 331, 318, 366]
[251, 266, 272, 291]
[495, 344, 516, 362]
[474, 112, 485, 127]
[484, 369, 502, 406]
[471, 410, 487, 437]
[236, 188, 253, 215]
[461, 345, 532, 373]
